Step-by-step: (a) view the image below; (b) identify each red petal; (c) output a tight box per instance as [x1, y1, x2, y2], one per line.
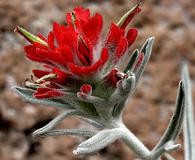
[78, 37, 90, 56]
[32, 69, 50, 78]
[47, 31, 55, 50]
[77, 13, 103, 46]
[35, 30, 72, 67]
[115, 37, 128, 59]
[38, 33, 47, 42]
[126, 28, 138, 46]
[33, 42, 48, 50]
[34, 88, 64, 99]
[134, 52, 144, 71]
[80, 84, 92, 95]
[45, 82, 60, 89]
[100, 48, 109, 65]
[105, 68, 121, 87]
[78, 36, 93, 64]
[106, 23, 125, 48]
[68, 48, 108, 75]
[53, 22, 78, 51]
[24, 45, 46, 63]
[58, 45, 74, 64]
[43, 65, 52, 69]
[77, 50, 90, 65]
[35, 47, 52, 62]
[53, 22, 61, 44]
[53, 48, 70, 67]
[74, 7, 90, 21]
[35, 47, 67, 67]
[63, 27, 78, 51]
[35, 88, 50, 94]
[52, 67, 68, 84]
[66, 7, 90, 25]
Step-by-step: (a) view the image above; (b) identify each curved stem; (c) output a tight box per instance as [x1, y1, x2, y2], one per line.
[120, 124, 152, 160]
[118, 123, 166, 160]
[32, 110, 81, 136]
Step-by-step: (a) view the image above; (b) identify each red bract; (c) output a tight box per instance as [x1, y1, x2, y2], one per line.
[80, 84, 92, 95]
[34, 88, 64, 99]
[16, 5, 141, 99]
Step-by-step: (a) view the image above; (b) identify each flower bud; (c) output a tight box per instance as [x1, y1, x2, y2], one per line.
[117, 4, 141, 29]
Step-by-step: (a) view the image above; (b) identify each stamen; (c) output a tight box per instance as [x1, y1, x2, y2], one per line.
[36, 74, 57, 83]
[25, 81, 41, 89]
[71, 11, 77, 30]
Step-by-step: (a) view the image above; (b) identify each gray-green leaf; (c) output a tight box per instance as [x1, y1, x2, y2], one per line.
[135, 37, 155, 86]
[153, 81, 185, 151]
[182, 64, 195, 160]
[74, 128, 123, 155]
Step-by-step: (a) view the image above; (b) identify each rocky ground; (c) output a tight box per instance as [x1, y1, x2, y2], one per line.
[0, 0, 195, 159]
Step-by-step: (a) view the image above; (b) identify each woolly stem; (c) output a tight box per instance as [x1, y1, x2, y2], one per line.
[120, 124, 152, 160]
[33, 110, 82, 137]
[38, 129, 96, 137]
[109, 122, 164, 160]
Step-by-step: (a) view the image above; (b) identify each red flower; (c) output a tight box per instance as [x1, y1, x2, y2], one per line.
[16, 5, 141, 99]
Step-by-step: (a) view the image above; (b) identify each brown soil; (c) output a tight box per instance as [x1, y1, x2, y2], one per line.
[0, 0, 195, 160]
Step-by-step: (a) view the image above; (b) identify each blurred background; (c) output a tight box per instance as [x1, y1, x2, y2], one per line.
[0, 0, 195, 159]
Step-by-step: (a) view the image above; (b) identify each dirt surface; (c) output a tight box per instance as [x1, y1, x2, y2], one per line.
[0, 0, 195, 160]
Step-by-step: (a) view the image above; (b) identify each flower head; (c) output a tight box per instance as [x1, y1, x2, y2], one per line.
[15, 5, 141, 100]
[15, 4, 155, 124]
[15, 4, 155, 156]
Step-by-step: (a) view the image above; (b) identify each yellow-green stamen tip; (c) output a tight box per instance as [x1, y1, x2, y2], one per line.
[15, 26, 48, 46]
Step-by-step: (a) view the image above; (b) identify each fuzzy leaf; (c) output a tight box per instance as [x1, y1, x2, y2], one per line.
[124, 49, 139, 73]
[150, 141, 181, 159]
[134, 37, 155, 86]
[110, 74, 135, 117]
[33, 110, 82, 136]
[74, 128, 123, 155]
[109, 74, 135, 103]
[112, 100, 126, 117]
[153, 81, 185, 151]
[14, 87, 73, 109]
[182, 64, 195, 160]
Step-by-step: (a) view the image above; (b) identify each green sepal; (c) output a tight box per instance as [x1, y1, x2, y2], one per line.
[15, 26, 48, 46]
[71, 11, 77, 30]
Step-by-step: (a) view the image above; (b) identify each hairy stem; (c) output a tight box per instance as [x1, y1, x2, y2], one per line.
[120, 124, 152, 160]
[118, 123, 169, 160]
